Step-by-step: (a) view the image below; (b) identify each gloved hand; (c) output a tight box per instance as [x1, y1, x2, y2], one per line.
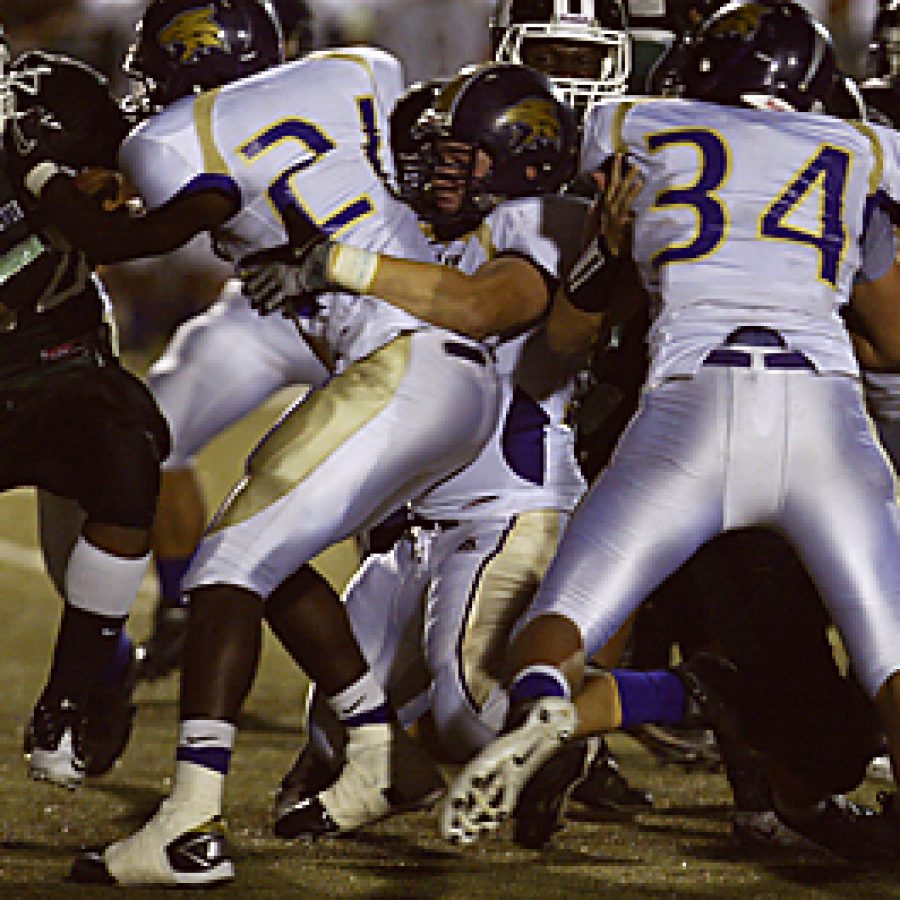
[240, 232, 334, 316]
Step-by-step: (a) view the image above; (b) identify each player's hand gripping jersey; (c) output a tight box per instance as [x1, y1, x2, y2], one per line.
[119, 47, 437, 364]
[581, 97, 900, 383]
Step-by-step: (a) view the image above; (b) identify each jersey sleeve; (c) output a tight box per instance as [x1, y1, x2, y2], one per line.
[579, 100, 623, 175]
[305, 46, 405, 119]
[118, 98, 239, 211]
[857, 205, 896, 285]
[872, 121, 900, 207]
[491, 197, 577, 281]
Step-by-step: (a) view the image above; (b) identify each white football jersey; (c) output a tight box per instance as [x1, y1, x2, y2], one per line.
[581, 97, 900, 382]
[412, 195, 587, 521]
[119, 46, 438, 364]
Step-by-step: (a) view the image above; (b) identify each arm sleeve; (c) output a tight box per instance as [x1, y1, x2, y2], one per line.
[856, 205, 897, 285]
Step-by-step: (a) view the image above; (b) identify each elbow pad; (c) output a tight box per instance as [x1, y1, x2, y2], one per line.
[563, 233, 624, 313]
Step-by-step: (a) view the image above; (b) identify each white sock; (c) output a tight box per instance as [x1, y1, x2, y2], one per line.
[65, 536, 149, 618]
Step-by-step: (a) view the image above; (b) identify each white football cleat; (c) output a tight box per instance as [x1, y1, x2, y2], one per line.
[274, 722, 445, 839]
[439, 696, 577, 846]
[69, 797, 234, 887]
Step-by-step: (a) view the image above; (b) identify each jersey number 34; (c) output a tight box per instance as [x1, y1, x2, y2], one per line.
[647, 128, 851, 288]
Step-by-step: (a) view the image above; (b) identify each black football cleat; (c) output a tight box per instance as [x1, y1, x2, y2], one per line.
[513, 736, 602, 849]
[24, 696, 87, 789]
[274, 741, 340, 822]
[774, 794, 900, 864]
[82, 644, 138, 777]
[571, 738, 654, 813]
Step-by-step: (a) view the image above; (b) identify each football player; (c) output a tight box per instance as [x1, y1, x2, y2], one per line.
[32, 0, 501, 888]
[0, 40, 170, 787]
[439, 0, 900, 861]
[490, 0, 631, 121]
[134, 0, 324, 683]
[861, 0, 900, 472]
[250, 66, 601, 837]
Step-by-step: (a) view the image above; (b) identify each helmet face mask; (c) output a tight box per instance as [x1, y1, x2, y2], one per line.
[868, 3, 900, 83]
[122, 0, 284, 115]
[390, 79, 446, 214]
[491, 0, 630, 121]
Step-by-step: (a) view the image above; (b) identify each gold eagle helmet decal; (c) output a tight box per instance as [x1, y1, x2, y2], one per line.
[158, 5, 228, 63]
[707, 3, 766, 39]
[496, 98, 563, 153]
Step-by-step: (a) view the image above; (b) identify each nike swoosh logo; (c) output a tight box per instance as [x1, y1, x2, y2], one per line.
[341, 696, 367, 715]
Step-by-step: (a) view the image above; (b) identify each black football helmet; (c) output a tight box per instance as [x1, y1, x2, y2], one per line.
[868, 1, 900, 83]
[123, 0, 284, 114]
[490, 0, 629, 120]
[7, 50, 134, 170]
[389, 79, 446, 212]
[670, 1, 837, 112]
[411, 62, 578, 233]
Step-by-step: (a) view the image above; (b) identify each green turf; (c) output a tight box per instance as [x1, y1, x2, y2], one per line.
[0, 373, 894, 897]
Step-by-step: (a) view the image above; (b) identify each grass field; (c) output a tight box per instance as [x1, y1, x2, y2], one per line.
[0, 372, 896, 898]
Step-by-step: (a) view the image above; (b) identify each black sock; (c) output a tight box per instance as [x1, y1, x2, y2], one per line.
[41, 604, 126, 706]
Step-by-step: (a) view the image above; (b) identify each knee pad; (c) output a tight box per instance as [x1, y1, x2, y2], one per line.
[79, 423, 163, 528]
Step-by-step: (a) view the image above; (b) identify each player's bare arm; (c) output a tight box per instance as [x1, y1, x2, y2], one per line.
[546, 153, 645, 358]
[36, 175, 236, 264]
[359, 250, 551, 339]
[848, 260, 900, 370]
[242, 236, 552, 341]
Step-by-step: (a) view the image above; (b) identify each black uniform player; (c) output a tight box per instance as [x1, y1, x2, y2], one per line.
[0, 37, 169, 788]
[862, 1, 900, 128]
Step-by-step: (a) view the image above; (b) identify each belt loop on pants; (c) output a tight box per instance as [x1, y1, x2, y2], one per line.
[442, 340, 487, 367]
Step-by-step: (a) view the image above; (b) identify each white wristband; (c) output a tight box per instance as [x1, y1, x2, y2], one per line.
[328, 243, 380, 293]
[24, 161, 63, 199]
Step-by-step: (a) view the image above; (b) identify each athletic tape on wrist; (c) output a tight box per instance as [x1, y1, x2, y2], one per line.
[24, 161, 62, 198]
[328, 243, 380, 293]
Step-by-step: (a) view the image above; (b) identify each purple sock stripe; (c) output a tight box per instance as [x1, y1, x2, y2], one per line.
[611, 669, 686, 730]
[342, 704, 391, 727]
[509, 669, 568, 706]
[155, 557, 194, 606]
[176, 746, 231, 775]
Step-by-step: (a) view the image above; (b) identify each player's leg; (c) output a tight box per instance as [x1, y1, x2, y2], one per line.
[440, 371, 729, 845]
[141, 283, 328, 679]
[429, 512, 566, 762]
[780, 374, 900, 858]
[72, 331, 499, 884]
[23, 364, 169, 787]
[270, 531, 434, 835]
